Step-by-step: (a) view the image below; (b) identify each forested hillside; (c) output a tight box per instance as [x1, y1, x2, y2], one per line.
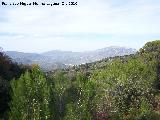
[0, 40, 160, 120]
[5, 46, 136, 71]
[0, 49, 30, 119]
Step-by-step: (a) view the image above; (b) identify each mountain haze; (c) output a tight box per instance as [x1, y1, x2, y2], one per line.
[5, 46, 137, 70]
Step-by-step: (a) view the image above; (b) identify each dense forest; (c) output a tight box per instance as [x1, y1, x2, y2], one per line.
[0, 40, 160, 120]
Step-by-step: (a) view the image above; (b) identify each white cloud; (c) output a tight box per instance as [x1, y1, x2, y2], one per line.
[0, 0, 159, 35]
[0, 0, 160, 52]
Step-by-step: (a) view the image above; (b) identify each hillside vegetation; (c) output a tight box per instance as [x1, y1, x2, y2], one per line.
[5, 46, 136, 71]
[0, 40, 160, 120]
[0, 49, 30, 119]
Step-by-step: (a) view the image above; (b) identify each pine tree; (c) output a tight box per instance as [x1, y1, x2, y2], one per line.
[9, 67, 51, 120]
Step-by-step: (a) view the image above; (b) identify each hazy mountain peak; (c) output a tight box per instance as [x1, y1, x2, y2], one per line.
[5, 46, 137, 70]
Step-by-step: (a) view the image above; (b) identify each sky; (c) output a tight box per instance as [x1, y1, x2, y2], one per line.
[0, 0, 160, 53]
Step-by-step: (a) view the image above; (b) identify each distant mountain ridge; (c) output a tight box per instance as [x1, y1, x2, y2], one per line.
[5, 46, 137, 70]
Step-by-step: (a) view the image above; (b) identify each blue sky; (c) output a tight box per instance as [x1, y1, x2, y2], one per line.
[0, 0, 160, 53]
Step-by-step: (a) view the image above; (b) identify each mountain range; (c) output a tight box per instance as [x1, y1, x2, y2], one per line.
[5, 46, 137, 70]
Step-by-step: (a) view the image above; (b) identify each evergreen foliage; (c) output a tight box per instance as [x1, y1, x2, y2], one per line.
[0, 50, 29, 119]
[9, 67, 51, 120]
[1, 40, 160, 120]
